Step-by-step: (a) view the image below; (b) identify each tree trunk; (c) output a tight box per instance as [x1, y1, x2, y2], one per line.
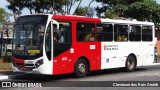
[86, 0, 94, 11]
[73, 0, 83, 15]
[29, 8, 32, 14]
[13, 12, 17, 21]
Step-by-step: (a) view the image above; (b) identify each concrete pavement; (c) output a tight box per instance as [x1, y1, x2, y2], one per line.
[0, 71, 26, 80]
[0, 64, 160, 90]
[0, 63, 160, 80]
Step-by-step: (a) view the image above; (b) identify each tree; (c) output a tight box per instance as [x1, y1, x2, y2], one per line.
[0, 8, 12, 60]
[104, 9, 119, 19]
[6, 0, 98, 16]
[74, 7, 87, 16]
[96, 5, 110, 17]
[23, 0, 84, 15]
[95, 0, 144, 7]
[7, 0, 84, 15]
[87, 7, 95, 17]
[23, 0, 34, 14]
[6, 0, 17, 21]
[48, 0, 84, 15]
[124, 0, 160, 21]
[6, 0, 26, 20]
[74, 0, 95, 16]
[23, 0, 54, 14]
[95, 0, 144, 17]
[0, 8, 12, 26]
[124, 0, 160, 29]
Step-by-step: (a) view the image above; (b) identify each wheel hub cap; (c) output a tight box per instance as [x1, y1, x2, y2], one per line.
[78, 63, 85, 74]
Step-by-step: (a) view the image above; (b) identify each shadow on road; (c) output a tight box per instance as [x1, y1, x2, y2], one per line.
[9, 67, 147, 82]
[90, 67, 147, 77]
[0, 71, 25, 75]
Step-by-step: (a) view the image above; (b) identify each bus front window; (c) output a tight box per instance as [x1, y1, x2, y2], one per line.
[13, 24, 45, 56]
[12, 15, 48, 59]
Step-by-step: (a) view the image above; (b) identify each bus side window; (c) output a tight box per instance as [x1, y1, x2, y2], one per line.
[129, 25, 141, 41]
[114, 24, 128, 42]
[96, 23, 113, 41]
[76, 22, 95, 42]
[142, 26, 153, 41]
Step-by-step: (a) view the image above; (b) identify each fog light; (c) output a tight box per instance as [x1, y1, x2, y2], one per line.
[35, 59, 43, 68]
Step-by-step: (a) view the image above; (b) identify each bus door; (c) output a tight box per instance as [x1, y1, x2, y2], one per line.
[44, 20, 59, 62]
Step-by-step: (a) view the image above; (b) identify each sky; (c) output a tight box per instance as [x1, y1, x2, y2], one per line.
[0, 0, 160, 21]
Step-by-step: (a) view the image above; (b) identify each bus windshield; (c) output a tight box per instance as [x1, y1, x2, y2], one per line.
[13, 24, 45, 56]
[12, 15, 48, 58]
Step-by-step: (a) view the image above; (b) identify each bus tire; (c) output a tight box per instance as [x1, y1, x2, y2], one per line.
[125, 55, 136, 72]
[74, 58, 89, 78]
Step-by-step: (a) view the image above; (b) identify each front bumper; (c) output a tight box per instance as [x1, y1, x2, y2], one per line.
[11, 57, 53, 75]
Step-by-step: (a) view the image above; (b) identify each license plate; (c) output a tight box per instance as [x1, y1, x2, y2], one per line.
[26, 61, 33, 64]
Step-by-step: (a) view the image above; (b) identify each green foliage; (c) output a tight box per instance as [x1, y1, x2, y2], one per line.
[74, 7, 87, 16]
[96, 0, 160, 29]
[104, 10, 118, 19]
[0, 8, 12, 24]
[6, 0, 160, 29]
[96, 0, 160, 24]
[124, 0, 160, 21]
[95, 0, 144, 17]
[7, 0, 82, 16]
[6, 0, 25, 20]
[96, 0, 144, 6]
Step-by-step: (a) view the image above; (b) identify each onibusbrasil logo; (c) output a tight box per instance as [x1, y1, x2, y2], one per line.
[1, 82, 42, 88]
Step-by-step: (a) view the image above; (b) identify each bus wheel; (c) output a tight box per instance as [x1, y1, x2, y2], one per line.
[125, 55, 136, 72]
[74, 58, 89, 78]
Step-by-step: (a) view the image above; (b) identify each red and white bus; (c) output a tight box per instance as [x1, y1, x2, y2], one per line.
[11, 14, 157, 77]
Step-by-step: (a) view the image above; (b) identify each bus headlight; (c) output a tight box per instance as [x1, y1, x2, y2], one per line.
[35, 59, 43, 68]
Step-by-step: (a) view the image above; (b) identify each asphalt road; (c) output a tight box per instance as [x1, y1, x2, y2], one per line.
[1, 65, 160, 90]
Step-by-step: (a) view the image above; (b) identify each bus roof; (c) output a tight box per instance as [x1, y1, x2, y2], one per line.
[18, 14, 154, 26]
[101, 18, 154, 25]
[52, 14, 101, 22]
[52, 15, 154, 25]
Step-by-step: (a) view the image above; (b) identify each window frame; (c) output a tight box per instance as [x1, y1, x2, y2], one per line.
[76, 22, 95, 42]
[128, 25, 142, 42]
[114, 24, 129, 42]
[96, 23, 114, 42]
[142, 25, 153, 42]
[57, 21, 72, 44]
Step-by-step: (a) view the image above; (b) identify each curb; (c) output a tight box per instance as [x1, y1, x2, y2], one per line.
[0, 72, 26, 80]
[0, 70, 12, 72]
[0, 74, 26, 80]
[149, 63, 160, 66]
[138, 63, 160, 67]
[0, 75, 9, 80]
